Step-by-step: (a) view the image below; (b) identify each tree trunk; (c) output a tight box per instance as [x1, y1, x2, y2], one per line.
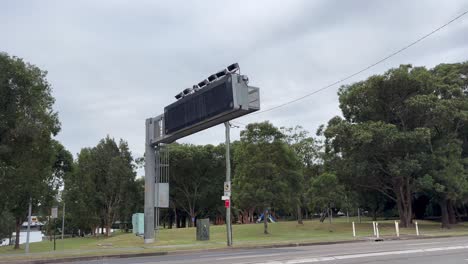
[174, 208, 178, 228]
[249, 208, 255, 223]
[448, 200, 457, 225]
[14, 217, 21, 249]
[319, 209, 327, 223]
[395, 181, 412, 228]
[9, 230, 13, 246]
[190, 211, 196, 227]
[297, 205, 303, 224]
[106, 212, 112, 236]
[440, 199, 450, 229]
[105, 224, 111, 236]
[263, 209, 269, 234]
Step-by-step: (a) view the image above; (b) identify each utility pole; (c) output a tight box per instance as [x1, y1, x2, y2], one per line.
[61, 202, 65, 240]
[25, 197, 32, 253]
[225, 122, 232, 246]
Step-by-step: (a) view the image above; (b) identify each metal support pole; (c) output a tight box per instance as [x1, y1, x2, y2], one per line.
[225, 122, 232, 246]
[144, 118, 155, 244]
[155, 146, 160, 240]
[25, 197, 32, 253]
[54, 218, 56, 250]
[62, 202, 65, 240]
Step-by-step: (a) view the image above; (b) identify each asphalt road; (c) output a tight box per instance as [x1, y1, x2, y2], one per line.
[61, 236, 468, 264]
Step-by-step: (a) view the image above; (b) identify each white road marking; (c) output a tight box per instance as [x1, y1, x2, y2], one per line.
[217, 253, 283, 260]
[254, 245, 468, 264]
[204, 252, 257, 257]
[406, 242, 442, 246]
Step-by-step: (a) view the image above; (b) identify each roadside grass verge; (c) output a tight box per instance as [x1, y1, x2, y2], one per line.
[1, 218, 467, 262]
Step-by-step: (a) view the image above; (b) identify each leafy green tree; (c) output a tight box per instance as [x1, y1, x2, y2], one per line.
[282, 126, 323, 223]
[325, 63, 468, 227]
[233, 122, 301, 234]
[64, 137, 136, 236]
[0, 211, 15, 243]
[0, 53, 60, 248]
[64, 148, 100, 235]
[416, 62, 468, 227]
[169, 143, 225, 227]
[325, 65, 436, 227]
[308, 173, 344, 223]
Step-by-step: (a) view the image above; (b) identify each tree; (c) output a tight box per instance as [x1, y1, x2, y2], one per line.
[64, 137, 136, 236]
[0, 53, 61, 248]
[416, 62, 468, 227]
[233, 122, 301, 234]
[0, 211, 15, 243]
[308, 173, 344, 223]
[281, 126, 322, 223]
[92, 137, 136, 236]
[64, 148, 100, 235]
[169, 144, 224, 227]
[324, 63, 468, 227]
[325, 65, 437, 227]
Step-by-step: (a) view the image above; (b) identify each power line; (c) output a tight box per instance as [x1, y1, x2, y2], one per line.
[250, 10, 468, 116]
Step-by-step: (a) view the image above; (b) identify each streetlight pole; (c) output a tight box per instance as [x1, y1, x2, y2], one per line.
[225, 122, 232, 246]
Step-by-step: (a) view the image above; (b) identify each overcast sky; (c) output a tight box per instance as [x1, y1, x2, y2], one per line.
[1, 0, 467, 173]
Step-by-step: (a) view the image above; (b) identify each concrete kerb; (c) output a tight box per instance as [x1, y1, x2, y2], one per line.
[4, 234, 468, 264]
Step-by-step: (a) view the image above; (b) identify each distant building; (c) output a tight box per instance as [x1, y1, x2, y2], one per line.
[1, 216, 45, 246]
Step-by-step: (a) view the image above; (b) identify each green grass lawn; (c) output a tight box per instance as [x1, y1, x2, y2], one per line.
[1, 218, 468, 262]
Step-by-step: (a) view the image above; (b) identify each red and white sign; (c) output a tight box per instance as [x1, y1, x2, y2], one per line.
[224, 199, 230, 208]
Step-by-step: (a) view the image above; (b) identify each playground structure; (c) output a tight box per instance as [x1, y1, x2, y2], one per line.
[256, 214, 276, 223]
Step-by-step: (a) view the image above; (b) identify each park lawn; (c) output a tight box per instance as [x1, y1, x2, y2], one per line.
[1, 218, 468, 262]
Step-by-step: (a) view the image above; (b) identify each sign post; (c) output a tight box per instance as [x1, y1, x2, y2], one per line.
[225, 122, 233, 246]
[25, 197, 32, 254]
[51, 206, 58, 251]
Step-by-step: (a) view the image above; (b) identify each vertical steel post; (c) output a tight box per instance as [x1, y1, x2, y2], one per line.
[155, 145, 160, 240]
[54, 218, 56, 250]
[25, 197, 32, 253]
[144, 118, 155, 244]
[62, 202, 65, 240]
[225, 122, 232, 246]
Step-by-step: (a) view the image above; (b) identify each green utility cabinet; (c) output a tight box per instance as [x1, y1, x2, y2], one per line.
[132, 213, 144, 236]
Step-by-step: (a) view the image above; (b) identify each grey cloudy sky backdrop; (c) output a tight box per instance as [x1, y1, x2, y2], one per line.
[2, 0, 468, 170]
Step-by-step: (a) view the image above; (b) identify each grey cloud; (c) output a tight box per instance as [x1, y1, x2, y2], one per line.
[1, 0, 467, 165]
